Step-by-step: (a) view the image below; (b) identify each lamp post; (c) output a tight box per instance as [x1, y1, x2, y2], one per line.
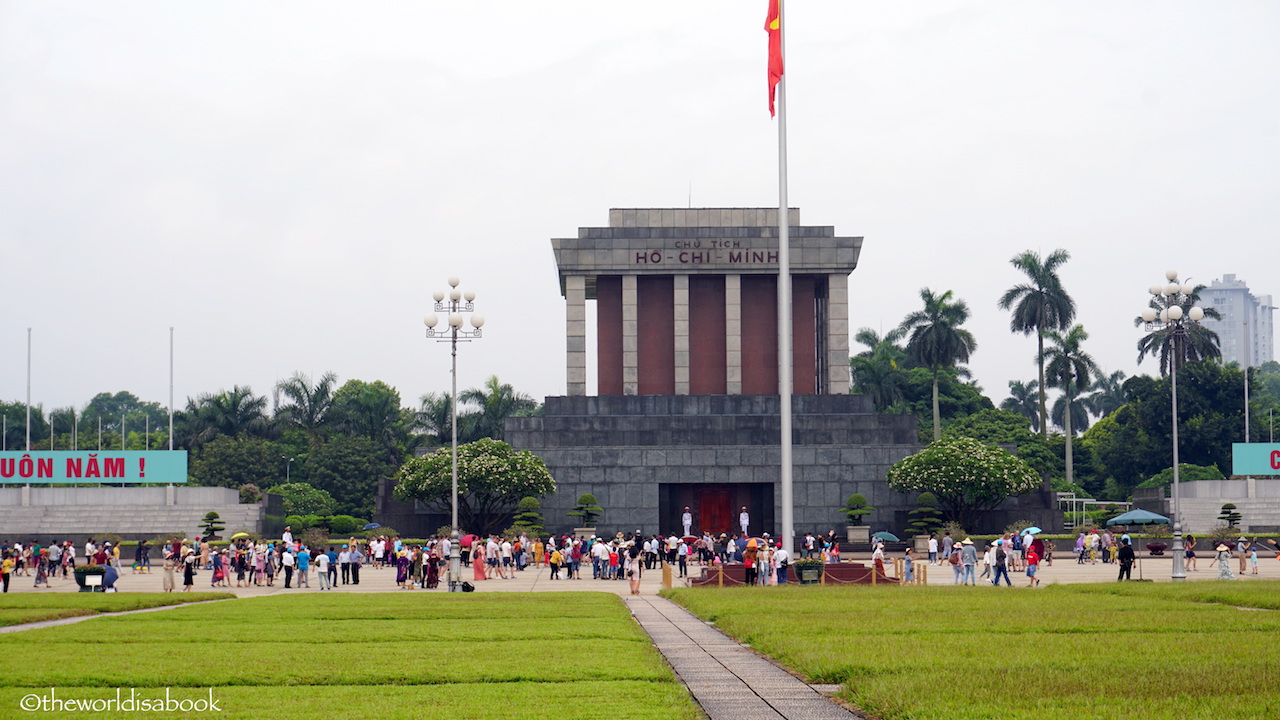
[424, 276, 484, 593]
[283, 457, 294, 482]
[1140, 269, 1205, 581]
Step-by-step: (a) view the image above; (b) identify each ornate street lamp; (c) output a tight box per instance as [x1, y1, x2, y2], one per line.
[424, 276, 484, 592]
[1140, 270, 1205, 581]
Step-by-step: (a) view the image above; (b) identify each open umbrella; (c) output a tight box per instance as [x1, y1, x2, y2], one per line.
[1106, 509, 1170, 526]
[229, 532, 251, 540]
[1020, 526, 1042, 536]
[871, 531, 900, 542]
[362, 523, 382, 531]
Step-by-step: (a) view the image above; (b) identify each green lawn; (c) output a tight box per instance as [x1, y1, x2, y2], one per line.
[667, 582, 1280, 720]
[0, 593, 701, 720]
[0, 592, 233, 626]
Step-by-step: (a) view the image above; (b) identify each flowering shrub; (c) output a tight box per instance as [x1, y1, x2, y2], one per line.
[887, 437, 1040, 529]
[393, 438, 555, 536]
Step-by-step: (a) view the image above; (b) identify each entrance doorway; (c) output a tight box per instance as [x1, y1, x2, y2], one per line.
[659, 483, 774, 537]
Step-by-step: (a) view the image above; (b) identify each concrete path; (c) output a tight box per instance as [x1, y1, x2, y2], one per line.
[627, 594, 859, 720]
[0, 599, 228, 634]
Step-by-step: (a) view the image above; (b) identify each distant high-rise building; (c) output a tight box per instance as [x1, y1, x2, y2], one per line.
[1198, 274, 1275, 366]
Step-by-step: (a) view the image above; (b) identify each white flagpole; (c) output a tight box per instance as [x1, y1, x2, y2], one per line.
[776, 0, 794, 557]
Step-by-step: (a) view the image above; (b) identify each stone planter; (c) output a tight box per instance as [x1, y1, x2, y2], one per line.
[846, 525, 870, 544]
[74, 569, 106, 593]
[795, 565, 823, 585]
[573, 527, 598, 540]
[914, 535, 931, 553]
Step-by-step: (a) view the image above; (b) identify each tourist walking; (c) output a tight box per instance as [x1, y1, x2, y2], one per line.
[960, 538, 977, 585]
[1117, 538, 1135, 581]
[991, 540, 1012, 586]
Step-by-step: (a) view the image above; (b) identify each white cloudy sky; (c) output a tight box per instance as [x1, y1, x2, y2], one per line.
[2, 1, 1277, 421]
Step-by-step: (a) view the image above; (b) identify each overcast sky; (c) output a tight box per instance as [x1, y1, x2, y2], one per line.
[2, 1, 1277, 424]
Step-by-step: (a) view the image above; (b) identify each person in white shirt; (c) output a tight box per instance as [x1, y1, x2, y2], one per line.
[500, 539, 513, 579]
[682, 507, 693, 536]
[281, 527, 293, 547]
[315, 550, 331, 590]
[738, 507, 750, 536]
[774, 544, 791, 583]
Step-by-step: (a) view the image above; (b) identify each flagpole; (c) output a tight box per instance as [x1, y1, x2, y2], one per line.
[776, 0, 794, 557]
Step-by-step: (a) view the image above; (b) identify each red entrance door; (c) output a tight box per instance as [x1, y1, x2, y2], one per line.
[700, 488, 731, 535]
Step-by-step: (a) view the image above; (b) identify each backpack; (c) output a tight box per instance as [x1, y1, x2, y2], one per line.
[949, 551, 961, 566]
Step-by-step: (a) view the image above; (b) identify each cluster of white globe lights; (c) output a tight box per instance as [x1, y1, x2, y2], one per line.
[1142, 269, 1205, 324]
[423, 276, 485, 334]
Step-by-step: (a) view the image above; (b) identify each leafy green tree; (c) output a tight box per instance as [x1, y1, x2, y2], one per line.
[568, 493, 604, 528]
[942, 408, 1063, 484]
[907, 492, 943, 536]
[998, 249, 1076, 440]
[1000, 380, 1040, 432]
[898, 288, 978, 441]
[841, 494, 875, 524]
[887, 437, 1041, 529]
[1043, 325, 1099, 488]
[81, 391, 169, 437]
[331, 379, 415, 463]
[1134, 463, 1225, 490]
[275, 372, 338, 450]
[511, 496, 547, 536]
[1218, 503, 1242, 528]
[1135, 285, 1221, 375]
[0, 400, 47, 450]
[189, 435, 283, 489]
[901, 367, 994, 441]
[393, 438, 555, 536]
[306, 435, 393, 518]
[272, 482, 338, 517]
[459, 375, 539, 442]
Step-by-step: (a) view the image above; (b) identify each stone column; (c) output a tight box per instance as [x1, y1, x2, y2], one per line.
[565, 275, 587, 396]
[827, 273, 851, 394]
[622, 274, 639, 395]
[674, 274, 690, 395]
[726, 274, 742, 394]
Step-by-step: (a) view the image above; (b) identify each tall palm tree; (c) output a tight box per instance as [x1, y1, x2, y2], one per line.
[276, 372, 338, 449]
[1084, 370, 1128, 418]
[416, 392, 457, 446]
[1000, 380, 1040, 432]
[898, 288, 977, 441]
[1135, 285, 1222, 375]
[997, 249, 1076, 440]
[1043, 325, 1099, 486]
[459, 375, 538, 442]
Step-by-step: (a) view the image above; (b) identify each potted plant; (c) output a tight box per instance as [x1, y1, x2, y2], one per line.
[568, 493, 604, 535]
[908, 492, 943, 552]
[73, 564, 107, 592]
[842, 493, 876, 544]
[793, 558, 824, 585]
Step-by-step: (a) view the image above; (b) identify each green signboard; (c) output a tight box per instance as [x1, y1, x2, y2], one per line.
[0, 451, 188, 484]
[1231, 443, 1280, 476]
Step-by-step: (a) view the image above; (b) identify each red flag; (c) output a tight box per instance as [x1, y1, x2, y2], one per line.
[765, 0, 783, 116]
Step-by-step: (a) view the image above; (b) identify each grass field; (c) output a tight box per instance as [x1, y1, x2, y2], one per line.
[0, 592, 233, 627]
[668, 581, 1280, 720]
[0, 592, 701, 720]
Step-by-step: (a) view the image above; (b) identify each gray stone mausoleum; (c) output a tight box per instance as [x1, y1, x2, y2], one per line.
[379, 207, 1061, 538]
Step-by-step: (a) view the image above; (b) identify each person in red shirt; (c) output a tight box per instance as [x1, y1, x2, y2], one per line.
[1025, 547, 1041, 587]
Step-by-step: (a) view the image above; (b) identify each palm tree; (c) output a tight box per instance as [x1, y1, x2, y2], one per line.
[181, 386, 273, 449]
[997, 249, 1076, 440]
[850, 340, 908, 412]
[276, 372, 338, 449]
[1084, 370, 1128, 418]
[1043, 325, 1099, 486]
[416, 392, 457, 447]
[459, 375, 538, 442]
[1000, 380, 1040, 432]
[898, 288, 977, 441]
[1051, 392, 1091, 436]
[1135, 285, 1222, 375]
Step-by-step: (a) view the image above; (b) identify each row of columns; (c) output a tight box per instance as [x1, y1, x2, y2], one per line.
[565, 273, 849, 397]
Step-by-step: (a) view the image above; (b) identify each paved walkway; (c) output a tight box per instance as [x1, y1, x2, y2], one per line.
[626, 593, 859, 720]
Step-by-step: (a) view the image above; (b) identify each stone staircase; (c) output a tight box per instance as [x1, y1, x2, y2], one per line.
[0, 504, 262, 539]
